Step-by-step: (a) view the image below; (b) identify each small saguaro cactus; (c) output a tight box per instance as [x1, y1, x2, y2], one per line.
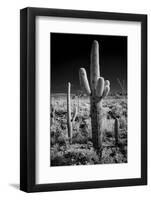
[67, 82, 72, 141]
[114, 118, 119, 145]
[79, 40, 110, 150]
[50, 104, 55, 126]
[67, 82, 78, 142]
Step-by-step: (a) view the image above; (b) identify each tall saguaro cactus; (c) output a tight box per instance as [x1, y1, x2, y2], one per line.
[67, 82, 72, 141]
[79, 40, 110, 150]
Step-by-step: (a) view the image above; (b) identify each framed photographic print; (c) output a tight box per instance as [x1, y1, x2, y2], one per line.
[20, 7, 147, 192]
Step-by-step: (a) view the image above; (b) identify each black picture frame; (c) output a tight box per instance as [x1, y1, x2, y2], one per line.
[20, 7, 147, 192]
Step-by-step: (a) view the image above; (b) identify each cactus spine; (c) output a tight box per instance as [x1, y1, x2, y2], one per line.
[79, 40, 110, 150]
[67, 82, 72, 141]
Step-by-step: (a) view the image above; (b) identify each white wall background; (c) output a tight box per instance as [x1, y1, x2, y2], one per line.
[0, 0, 150, 199]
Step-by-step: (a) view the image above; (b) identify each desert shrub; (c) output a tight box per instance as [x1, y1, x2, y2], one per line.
[51, 151, 67, 166]
[51, 128, 67, 146]
[120, 100, 127, 109]
[102, 118, 114, 134]
[111, 104, 123, 117]
[57, 133, 67, 145]
[72, 132, 88, 144]
[119, 116, 127, 130]
[51, 144, 100, 166]
[101, 147, 127, 164]
[72, 120, 92, 144]
[101, 147, 115, 163]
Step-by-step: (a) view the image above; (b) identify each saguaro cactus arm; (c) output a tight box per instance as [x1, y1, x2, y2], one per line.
[96, 77, 105, 97]
[102, 85, 110, 98]
[79, 68, 91, 95]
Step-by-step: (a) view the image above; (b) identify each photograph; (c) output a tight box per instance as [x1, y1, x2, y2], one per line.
[50, 33, 127, 167]
[20, 7, 147, 192]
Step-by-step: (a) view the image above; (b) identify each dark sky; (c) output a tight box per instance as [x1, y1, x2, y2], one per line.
[50, 33, 127, 94]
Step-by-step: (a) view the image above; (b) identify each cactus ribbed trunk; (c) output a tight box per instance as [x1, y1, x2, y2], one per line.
[90, 99, 103, 149]
[67, 82, 72, 141]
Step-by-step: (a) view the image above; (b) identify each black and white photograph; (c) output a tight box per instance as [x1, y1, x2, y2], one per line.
[50, 33, 127, 167]
[19, 7, 147, 193]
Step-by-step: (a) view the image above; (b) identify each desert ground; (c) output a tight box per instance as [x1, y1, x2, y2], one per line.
[50, 94, 127, 166]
